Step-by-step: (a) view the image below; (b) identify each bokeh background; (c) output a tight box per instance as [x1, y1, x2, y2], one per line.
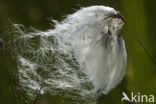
[0, 0, 156, 104]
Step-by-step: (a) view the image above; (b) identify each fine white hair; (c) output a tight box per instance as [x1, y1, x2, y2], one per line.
[12, 5, 127, 103]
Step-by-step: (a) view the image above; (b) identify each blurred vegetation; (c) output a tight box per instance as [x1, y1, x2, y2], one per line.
[0, 0, 156, 104]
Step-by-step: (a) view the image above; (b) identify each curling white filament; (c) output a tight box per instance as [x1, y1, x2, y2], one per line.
[13, 5, 127, 103]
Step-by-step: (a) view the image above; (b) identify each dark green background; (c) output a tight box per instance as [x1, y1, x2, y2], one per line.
[0, 0, 156, 104]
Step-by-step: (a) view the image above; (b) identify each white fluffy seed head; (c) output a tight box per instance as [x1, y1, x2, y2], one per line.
[12, 5, 127, 103]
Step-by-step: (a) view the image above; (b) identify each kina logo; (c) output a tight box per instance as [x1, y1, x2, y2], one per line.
[121, 92, 154, 103]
